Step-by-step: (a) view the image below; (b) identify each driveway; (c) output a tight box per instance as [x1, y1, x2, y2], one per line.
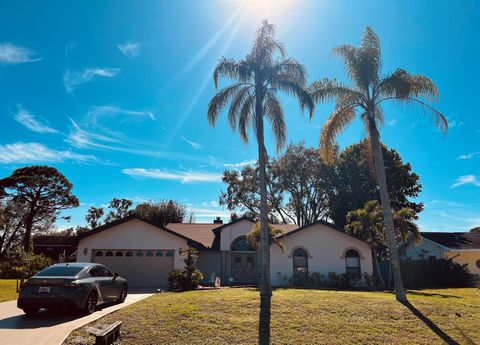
[0, 289, 153, 345]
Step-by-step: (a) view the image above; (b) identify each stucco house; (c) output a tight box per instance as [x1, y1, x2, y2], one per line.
[402, 232, 480, 276]
[77, 215, 373, 288]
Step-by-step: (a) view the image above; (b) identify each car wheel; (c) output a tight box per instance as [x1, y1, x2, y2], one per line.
[118, 285, 128, 303]
[83, 291, 98, 314]
[23, 308, 38, 316]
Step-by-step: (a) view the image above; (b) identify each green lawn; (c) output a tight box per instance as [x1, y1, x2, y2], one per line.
[65, 288, 479, 344]
[0, 279, 18, 302]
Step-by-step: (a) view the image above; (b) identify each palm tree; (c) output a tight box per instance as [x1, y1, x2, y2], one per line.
[247, 222, 286, 253]
[208, 21, 313, 344]
[346, 200, 421, 288]
[310, 27, 447, 303]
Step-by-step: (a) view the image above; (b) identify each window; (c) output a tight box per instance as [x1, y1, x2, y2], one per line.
[125, 251, 133, 257]
[231, 237, 255, 251]
[345, 249, 361, 280]
[293, 248, 308, 275]
[105, 251, 113, 257]
[136, 251, 144, 257]
[37, 266, 84, 277]
[166, 251, 174, 257]
[156, 251, 163, 257]
[94, 251, 103, 257]
[145, 251, 154, 257]
[115, 251, 124, 257]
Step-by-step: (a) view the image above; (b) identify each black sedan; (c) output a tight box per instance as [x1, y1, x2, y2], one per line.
[17, 262, 128, 315]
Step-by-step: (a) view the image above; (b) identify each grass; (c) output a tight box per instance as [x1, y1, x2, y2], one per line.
[64, 288, 480, 345]
[0, 279, 18, 302]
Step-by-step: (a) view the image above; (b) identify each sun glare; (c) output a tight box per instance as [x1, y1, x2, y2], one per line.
[240, 0, 295, 25]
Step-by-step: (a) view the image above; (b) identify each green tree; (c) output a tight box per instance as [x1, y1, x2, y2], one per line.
[329, 140, 423, 227]
[208, 21, 313, 343]
[104, 198, 133, 223]
[345, 200, 421, 288]
[85, 206, 104, 229]
[470, 227, 480, 233]
[0, 166, 79, 253]
[247, 222, 285, 253]
[310, 27, 446, 302]
[134, 200, 188, 226]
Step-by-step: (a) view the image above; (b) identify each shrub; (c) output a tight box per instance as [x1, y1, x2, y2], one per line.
[437, 260, 473, 287]
[0, 253, 52, 279]
[167, 268, 204, 290]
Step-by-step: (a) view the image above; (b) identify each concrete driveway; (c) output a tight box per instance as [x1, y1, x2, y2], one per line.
[0, 290, 153, 345]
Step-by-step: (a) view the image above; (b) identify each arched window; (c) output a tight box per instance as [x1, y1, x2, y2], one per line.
[166, 251, 174, 257]
[115, 251, 123, 257]
[156, 251, 163, 257]
[105, 251, 113, 257]
[231, 237, 255, 251]
[95, 251, 103, 257]
[293, 248, 308, 275]
[136, 251, 144, 257]
[145, 251, 154, 257]
[345, 249, 361, 280]
[125, 251, 133, 257]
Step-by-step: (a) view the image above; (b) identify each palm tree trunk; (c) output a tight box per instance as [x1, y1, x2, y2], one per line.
[367, 118, 407, 303]
[256, 88, 271, 345]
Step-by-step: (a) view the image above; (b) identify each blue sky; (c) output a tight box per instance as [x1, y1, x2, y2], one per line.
[0, 0, 478, 232]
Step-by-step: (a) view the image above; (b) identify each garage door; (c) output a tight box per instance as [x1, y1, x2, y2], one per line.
[92, 249, 175, 288]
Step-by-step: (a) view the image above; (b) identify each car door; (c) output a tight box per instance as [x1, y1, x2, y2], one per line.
[98, 266, 120, 300]
[89, 265, 112, 301]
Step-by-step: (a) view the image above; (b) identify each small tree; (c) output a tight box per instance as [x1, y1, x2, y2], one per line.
[247, 222, 285, 253]
[105, 198, 133, 223]
[168, 246, 204, 290]
[86, 206, 104, 228]
[134, 200, 188, 226]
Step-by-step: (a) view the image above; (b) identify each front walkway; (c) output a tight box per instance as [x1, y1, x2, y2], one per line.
[0, 289, 153, 345]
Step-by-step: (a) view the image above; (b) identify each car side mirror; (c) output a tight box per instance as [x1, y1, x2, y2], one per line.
[113, 272, 119, 279]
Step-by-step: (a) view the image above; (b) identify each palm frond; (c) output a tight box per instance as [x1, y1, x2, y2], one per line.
[264, 92, 287, 152]
[320, 106, 356, 164]
[271, 78, 314, 118]
[378, 68, 439, 101]
[207, 83, 244, 127]
[359, 26, 382, 85]
[238, 95, 255, 144]
[213, 58, 240, 88]
[309, 78, 364, 106]
[268, 59, 307, 83]
[227, 86, 254, 131]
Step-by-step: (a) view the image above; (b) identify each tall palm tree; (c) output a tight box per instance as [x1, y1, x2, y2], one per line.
[310, 27, 447, 303]
[346, 200, 421, 288]
[208, 21, 313, 344]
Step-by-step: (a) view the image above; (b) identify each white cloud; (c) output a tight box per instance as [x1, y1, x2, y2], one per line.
[385, 118, 398, 126]
[457, 152, 480, 160]
[85, 105, 155, 125]
[0, 43, 41, 64]
[13, 105, 57, 133]
[181, 136, 203, 149]
[450, 175, 480, 188]
[448, 120, 464, 128]
[224, 159, 257, 168]
[117, 42, 141, 58]
[63, 67, 120, 92]
[122, 168, 222, 183]
[0, 142, 96, 164]
[190, 207, 231, 220]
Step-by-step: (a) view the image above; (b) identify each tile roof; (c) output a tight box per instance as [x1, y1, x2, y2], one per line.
[422, 232, 480, 250]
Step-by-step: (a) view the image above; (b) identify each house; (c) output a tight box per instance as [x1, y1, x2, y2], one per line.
[33, 235, 78, 262]
[403, 232, 480, 276]
[76, 215, 373, 288]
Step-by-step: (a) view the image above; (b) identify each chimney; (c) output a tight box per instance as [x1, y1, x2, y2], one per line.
[213, 216, 223, 224]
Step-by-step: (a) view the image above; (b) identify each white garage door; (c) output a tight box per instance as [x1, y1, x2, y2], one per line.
[92, 249, 175, 288]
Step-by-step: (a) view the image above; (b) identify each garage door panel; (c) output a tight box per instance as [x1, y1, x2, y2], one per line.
[92, 249, 174, 288]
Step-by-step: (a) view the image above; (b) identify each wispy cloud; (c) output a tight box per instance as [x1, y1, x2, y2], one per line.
[457, 152, 480, 160]
[224, 159, 257, 168]
[181, 136, 203, 149]
[448, 120, 464, 128]
[63, 67, 120, 92]
[385, 118, 398, 126]
[85, 105, 155, 125]
[450, 175, 480, 188]
[0, 43, 41, 64]
[117, 41, 141, 58]
[0, 142, 96, 164]
[122, 168, 222, 183]
[13, 105, 57, 133]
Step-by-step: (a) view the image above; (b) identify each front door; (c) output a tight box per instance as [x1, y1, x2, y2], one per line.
[231, 253, 257, 284]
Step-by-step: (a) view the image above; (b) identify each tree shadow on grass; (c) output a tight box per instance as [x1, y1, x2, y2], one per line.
[407, 290, 461, 299]
[401, 300, 460, 345]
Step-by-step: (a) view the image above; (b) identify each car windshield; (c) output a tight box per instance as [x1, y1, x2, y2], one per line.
[36, 266, 84, 277]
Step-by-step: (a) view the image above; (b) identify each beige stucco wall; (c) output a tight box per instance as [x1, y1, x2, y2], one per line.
[77, 218, 187, 269]
[219, 219, 255, 251]
[445, 251, 480, 276]
[403, 238, 446, 259]
[270, 223, 373, 286]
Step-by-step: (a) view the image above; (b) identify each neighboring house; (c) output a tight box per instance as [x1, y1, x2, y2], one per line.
[403, 232, 480, 276]
[76, 215, 373, 288]
[33, 235, 79, 262]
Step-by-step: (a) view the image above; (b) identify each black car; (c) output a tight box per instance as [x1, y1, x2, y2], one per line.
[17, 262, 128, 315]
